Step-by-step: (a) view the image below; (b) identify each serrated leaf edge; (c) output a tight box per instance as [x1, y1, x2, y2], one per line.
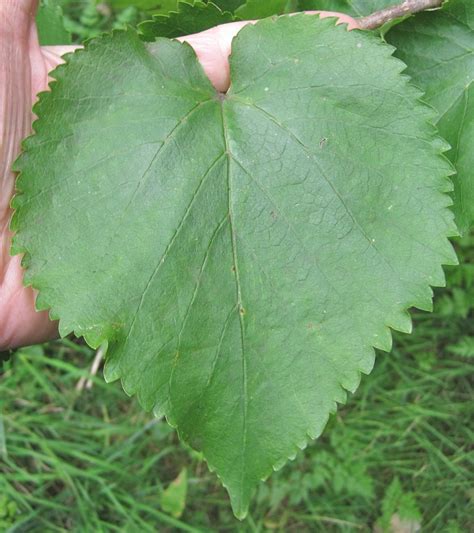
[138, 0, 238, 41]
[10, 15, 459, 519]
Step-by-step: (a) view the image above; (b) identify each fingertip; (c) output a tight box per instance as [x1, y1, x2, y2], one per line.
[175, 11, 359, 93]
[178, 22, 253, 93]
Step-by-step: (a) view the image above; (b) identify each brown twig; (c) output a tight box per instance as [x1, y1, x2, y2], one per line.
[357, 0, 444, 30]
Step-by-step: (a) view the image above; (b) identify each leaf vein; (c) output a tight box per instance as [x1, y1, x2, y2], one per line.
[221, 102, 248, 506]
[123, 151, 226, 348]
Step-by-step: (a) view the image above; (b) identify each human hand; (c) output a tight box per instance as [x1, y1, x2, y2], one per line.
[0, 0, 78, 349]
[0, 0, 356, 350]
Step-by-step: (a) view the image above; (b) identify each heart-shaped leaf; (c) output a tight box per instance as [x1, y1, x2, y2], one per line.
[12, 15, 456, 517]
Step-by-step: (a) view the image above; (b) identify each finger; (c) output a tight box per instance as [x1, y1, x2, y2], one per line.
[178, 20, 252, 94]
[179, 11, 359, 93]
[43, 13, 358, 92]
[0, 0, 58, 350]
[0, 256, 59, 350]
[0, 0, 40, 215]
[41, 45, 83, 73]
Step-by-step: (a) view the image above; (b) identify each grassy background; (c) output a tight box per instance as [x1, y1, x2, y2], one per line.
[1, 1, 473, 530]
[1, 234, 473, 531]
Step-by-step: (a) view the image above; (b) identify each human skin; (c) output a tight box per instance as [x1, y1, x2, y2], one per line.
[0, 0, 357, 350]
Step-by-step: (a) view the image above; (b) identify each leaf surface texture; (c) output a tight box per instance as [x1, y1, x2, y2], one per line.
[387, 0, 474, 233]
[12, 15, 456, 517]
[139, 1, 235, 40]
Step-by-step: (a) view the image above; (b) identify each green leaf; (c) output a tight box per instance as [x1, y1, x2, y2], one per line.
[108, 0, 243, 14]
[139, 1, 235, 40]
[387, 0, 474, 233]
[377, 477, 422, 532]
[447, 335, 474, 358]
[12, 15, 456, 518]
[0, 351, 12, 372]
[36, 0, 71, 45]
[161, 468, 188, 517]
[235, 0, 288, 18]
[297, 0, 445, 34]
[297, 0, 396, 17]
[212, 0, 246, 11]
[112, 6, 141, 31]
[108, 0, 176, 11]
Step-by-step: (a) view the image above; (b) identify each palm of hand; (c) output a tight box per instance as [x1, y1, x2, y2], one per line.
[0, 27, 68, 349]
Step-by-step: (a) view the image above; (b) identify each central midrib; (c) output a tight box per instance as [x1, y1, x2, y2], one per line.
[220, 98, 249, 505]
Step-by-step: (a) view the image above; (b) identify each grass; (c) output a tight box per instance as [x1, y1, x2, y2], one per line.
[1, 236, 473, 531]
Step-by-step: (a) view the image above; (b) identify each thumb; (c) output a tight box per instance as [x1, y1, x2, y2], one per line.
[178, 12, 359, 93]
